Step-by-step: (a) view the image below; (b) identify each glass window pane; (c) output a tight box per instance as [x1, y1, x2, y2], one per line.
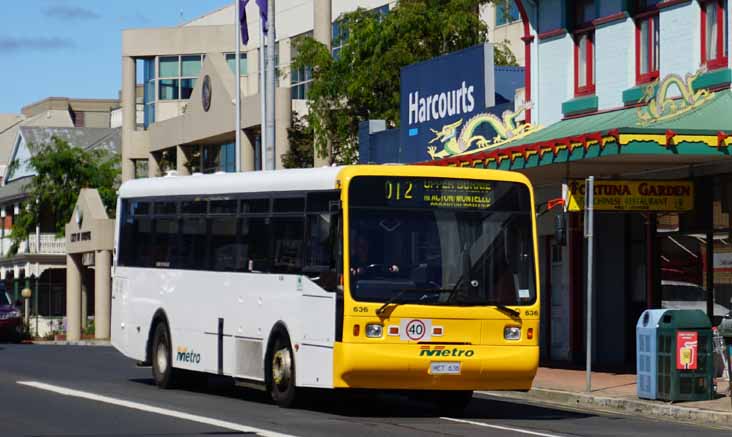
[181, 78, 196, 99]
[159, 79, 179, 100]
[653, 15, 660, 72]
[178, 218, 207, 270]
[640, 19, 649, 74]
[242, 217, 271, 272]
[306, 213, 333, 268]
[159, 56, 179, 78]
[153, 218, 178, 268]
[578, 35, 587, 87]
[155, 201, 177, 215]
[181, 199, 206, 215]
[226, 53, 248, 76]
[708, 3, 718, 60]
[209, 217, 242, 271]
[274, 197, 305, 213]
[272, 217, 304, 273]
[242, 198, 270, 213]
[307, 191, 339, 212]
[210, 199, 237, 214]
[181, 55, 201, 77]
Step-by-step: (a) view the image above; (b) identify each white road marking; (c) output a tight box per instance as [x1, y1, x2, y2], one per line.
[441, 417, 564, 437]
[17, 381, 296, 437]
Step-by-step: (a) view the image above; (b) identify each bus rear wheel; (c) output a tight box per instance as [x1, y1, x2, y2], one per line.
[151, 322, 180, 389]
[268, 335, 297, 408]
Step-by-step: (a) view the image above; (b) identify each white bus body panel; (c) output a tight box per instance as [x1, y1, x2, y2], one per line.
[112, 267, 336, 388]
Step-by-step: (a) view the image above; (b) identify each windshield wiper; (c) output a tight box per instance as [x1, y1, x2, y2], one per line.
[494, 304, 521, 318]
[375, 289, 421, 316]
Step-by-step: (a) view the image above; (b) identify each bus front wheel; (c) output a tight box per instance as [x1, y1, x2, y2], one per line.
[268, 335, 297, 408]
[151, 322, 179, 389]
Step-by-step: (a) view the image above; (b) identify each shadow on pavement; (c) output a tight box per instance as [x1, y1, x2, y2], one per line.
[129, 375, 593, 421]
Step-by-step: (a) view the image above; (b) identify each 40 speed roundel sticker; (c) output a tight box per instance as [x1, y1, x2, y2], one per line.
[400, 319, 432, 341]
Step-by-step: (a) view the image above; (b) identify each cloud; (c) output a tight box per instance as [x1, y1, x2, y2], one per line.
[0, 37, 76, 53]
[44, 5, 100, 20]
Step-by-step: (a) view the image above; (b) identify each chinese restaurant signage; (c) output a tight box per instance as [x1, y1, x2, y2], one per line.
[566, 179, 693, 212]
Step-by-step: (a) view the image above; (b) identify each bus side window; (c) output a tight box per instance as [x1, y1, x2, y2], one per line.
[271, 216, 305, 274]
[209, 216, 239, 271]
[241, 217, 270, 272]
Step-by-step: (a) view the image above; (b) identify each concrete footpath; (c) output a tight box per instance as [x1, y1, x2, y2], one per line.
[484, 367, 732, 429]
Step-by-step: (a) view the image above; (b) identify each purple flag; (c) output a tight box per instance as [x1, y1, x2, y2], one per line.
[239, 0, 249, 45]
[256, 0, 268, 34]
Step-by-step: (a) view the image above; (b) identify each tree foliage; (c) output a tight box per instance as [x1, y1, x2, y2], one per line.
[292, 0, 513, 165]
[281, 112, 314, 168]
[10, 137, 120, 249]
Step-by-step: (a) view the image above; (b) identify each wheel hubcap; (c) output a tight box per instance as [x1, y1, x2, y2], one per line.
[156, 342, 168, 374]
[272, 348, 292, 389]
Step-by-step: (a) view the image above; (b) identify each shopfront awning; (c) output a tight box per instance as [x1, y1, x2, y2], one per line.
[428, 89, 732, 183]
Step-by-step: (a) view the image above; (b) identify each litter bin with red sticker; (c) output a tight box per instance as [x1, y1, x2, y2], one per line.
[655, 309, 713, 402]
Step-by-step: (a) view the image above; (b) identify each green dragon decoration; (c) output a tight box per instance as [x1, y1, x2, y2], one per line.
[427, 103, 538, 160]
[636, 68, 713, 126]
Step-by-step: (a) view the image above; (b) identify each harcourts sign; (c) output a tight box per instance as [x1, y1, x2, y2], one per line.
[400, 43, 495, 161]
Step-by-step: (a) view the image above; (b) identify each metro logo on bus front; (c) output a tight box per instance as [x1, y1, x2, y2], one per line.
[419, 345, 475, 357]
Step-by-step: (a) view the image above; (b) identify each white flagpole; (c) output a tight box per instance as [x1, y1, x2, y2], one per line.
[266, 0, 276, 170]
[235, 0, 242, 172]
[259, 20, 266, 171]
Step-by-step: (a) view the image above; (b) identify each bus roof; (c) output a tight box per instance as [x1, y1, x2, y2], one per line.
[118, 166, 344, 198]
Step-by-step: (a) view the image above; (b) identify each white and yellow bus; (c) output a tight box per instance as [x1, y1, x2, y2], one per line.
[111, 165, 539, 412]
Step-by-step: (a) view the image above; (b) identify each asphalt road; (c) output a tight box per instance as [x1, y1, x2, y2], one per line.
[0, 344, 728, 437]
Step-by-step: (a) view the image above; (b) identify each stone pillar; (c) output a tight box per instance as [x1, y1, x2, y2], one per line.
[275, 87, 292, 169]
[81, 281, 88, 330]
[312, 0, 331, 168]
[66, 254, 82, 341]
[241, 130, 255, 172]
[176, 145, 190, 176]
[94, 250, 112, 339]
[313, 0, 332, 49]
[121, 56, 137, 183]
[148, 152, 161, 177]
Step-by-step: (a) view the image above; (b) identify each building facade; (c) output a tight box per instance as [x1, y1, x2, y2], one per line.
[429, 0, 732, 370]
[120, 0, 398, 182]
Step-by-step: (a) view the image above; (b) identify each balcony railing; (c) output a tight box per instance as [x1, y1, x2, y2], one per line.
[0, 233, 66, 257]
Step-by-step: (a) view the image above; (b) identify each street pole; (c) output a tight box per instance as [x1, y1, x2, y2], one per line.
[265, 0, 276, 170]
[584, 176, 595, 393]
[259, 21, 266, 171]
[234, 0, 242, 173]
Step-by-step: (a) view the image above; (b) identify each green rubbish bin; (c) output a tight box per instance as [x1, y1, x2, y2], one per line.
[656, 309, 714, 402]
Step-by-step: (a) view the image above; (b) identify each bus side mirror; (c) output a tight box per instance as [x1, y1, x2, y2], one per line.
[555, 214, 566, 246]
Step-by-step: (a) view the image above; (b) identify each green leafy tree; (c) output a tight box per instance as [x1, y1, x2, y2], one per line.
[10, 137, 120, 251]
[292, 0, 514, 164]
[281, 112, 314, 168]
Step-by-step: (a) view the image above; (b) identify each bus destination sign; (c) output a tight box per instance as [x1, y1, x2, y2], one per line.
[383, 178, 494, 209]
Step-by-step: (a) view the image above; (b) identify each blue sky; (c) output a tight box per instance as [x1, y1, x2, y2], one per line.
[0, 0, 232, 113]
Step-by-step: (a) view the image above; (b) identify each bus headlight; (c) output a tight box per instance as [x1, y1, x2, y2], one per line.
[504, 326, 521, 340]
[365, 324, 383, 338]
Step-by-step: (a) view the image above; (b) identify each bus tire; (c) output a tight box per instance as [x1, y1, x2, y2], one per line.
[267, 334, 297, 408]
[151, 322, 179, 389]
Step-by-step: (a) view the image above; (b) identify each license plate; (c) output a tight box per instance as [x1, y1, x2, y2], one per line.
[430, 362, 461, 375]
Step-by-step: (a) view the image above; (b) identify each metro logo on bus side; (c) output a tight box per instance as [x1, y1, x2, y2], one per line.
[176, 347, 201, 364]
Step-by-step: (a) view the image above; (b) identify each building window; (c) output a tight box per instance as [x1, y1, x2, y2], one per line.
[133, 159, 149, 179]
[635, 13, 659, 83]
[573, 0, 596, 96]
[495, 0, 520, 26]
[143, 58, 155, 128]
[202, 143, 236, 174]
[574, 32, 595, 96]
[226, 53, 248, 76]
[157, 55, 203, 101]
[701, 0, 728, 70]
[291, 32, 313, 100]
[331, 5, 388, 59]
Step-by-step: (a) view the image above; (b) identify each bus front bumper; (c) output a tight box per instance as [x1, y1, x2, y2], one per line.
[333, 342, 538, 391]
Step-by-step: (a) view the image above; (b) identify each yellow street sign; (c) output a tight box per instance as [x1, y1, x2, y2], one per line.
[566, 179, 693, 212]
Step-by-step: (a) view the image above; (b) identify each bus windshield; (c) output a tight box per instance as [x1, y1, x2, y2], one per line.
[348, 176, 536, 306]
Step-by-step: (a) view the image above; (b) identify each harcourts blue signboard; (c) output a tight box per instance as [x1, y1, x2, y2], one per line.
[400, 43, 495, 162]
